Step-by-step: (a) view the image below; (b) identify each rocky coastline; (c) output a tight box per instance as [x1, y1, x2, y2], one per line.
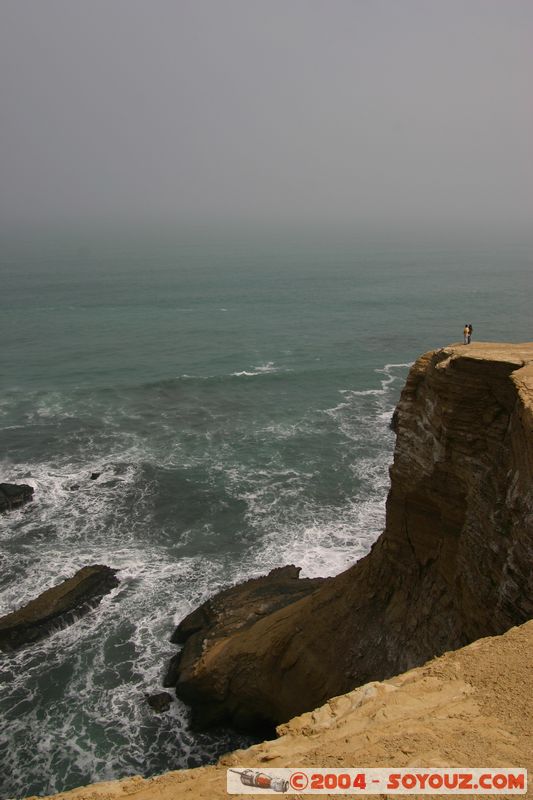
[10, 341, 533, 800]
[165, 342, 533, 731]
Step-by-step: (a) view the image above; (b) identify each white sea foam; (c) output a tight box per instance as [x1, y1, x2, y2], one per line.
[231, 361, 290, 377]
[207, 360, 412, 583]
[255, 421, 308, 440]
[177, 363, 292, 379]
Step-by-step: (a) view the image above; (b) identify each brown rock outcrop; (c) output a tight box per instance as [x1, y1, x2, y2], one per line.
[169, 343, 533, 730]
[169, 565, 326, 728]
[0, 564, 119, 651]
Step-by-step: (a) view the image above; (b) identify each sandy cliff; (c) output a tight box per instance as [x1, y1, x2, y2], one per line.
[172, 343, 533, 729]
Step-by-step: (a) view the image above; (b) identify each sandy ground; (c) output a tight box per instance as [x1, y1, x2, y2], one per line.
[30, 619, 533, 800]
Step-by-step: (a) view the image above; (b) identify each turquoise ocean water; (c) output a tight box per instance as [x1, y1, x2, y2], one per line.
[0, 230, 532, 797]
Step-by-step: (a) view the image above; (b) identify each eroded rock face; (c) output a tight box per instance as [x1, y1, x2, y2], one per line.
[0, 565, 119, 651]
[0, 483, 34, 512]
[167, 343, 533, 731]
[169, 565, 326, 729]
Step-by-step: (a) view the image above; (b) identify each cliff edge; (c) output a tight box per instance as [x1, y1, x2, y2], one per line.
[172, 342, 533, 729]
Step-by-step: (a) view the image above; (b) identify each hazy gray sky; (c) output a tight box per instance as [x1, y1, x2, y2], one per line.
[0, 0, 532, 235]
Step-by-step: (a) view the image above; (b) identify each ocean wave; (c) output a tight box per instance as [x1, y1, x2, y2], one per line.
[146, 365, 290, 383]
[231, 362, 290, 377]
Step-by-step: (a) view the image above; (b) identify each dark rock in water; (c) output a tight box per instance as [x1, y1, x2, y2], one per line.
[69, 484, 80, 492]
[168, 565, 326, 729]
[145, 691, 173, 713]
[0, 565, 119, 652]
[0, 483, 34, 513]
[90, 472, 101, 481]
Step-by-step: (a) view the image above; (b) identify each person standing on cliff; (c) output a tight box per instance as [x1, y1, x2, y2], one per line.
[467, 323, 473, 344]
[464, 324, 469, 344]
